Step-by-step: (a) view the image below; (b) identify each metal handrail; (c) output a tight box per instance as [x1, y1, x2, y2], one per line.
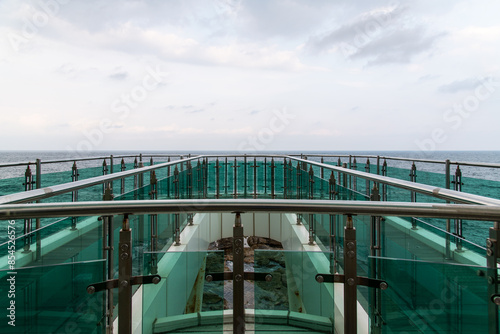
[1, 154, 500, 207]
[1, 199, 500, 221]
[287, 156, 500, 206]
[0, 155, 201, 204]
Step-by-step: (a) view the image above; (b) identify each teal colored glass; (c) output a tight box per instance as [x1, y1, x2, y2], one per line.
[142, 251, 224, 334]
[369, 256, 489, 333]
[254, 250, 335, 333]
[0, 260, 106, 333]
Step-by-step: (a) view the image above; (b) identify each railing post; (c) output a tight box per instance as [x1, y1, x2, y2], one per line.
[225, 157, 229, 196]
[454, 165, 464, 251]
[270, 158, 276, 198]
[352, 158, 357, 193]
[243, 155, 248, 197]
[71, 161, 79, 230]
[102, 186, 114, 333]
[118, 214, 132, 334]
[381, 159, 387, 201]
[264, 157, 268, 194]
[35, 159, 41, 261]
[133, 157, 138, 190]
[149, 171, 158, 274]
[308, 165, 314, 200]
[23, 165, 34, 253]
[487, 221, 500, 334]
[365, 158, 371, 197]
[120, 158, 126, 195]
[283, 158, 287, 199]
[215, 159, 221, 199]
[308, 213, 315, 245]
[232, 158, 239, 198]
[410, 162, 417, 229]
[110, 155, 114, 174]
[329, 171, 336, 200]
[102, 159, 109, 195]
[251, 158, 259, 198]
[370, 185, 382, 333]
[233, 212, 245, 334]
[344, 215, 357, 334]
[296, 162, 301, 199]
[445, 159, 451, 259]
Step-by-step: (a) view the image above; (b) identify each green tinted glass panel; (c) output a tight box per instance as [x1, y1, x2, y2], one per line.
[369, 257, 489, 333]
[0, 260, 105, 333]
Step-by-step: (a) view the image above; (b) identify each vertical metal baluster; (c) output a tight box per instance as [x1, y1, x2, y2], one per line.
[365, 158, 371, 197]
[233, 212, 245, 334]
[102, 159, 108, 195]
[252, 158, 259, 198]
[283, 158, 287, 199]
[344, 215, 357, 334]
[455, 165, 464, 251]
[232, 158, 239, 198]
[445, 159, 451, 259]
[120, 158, 126, 195]
[23, 165, 34, 252]
[410, 162, 417, 229]
[149, 171, 158, 274]
[352, 158, 357, 193]
[294, 162, 299, 199]
[71, 161, 79, 230]
[487, 222, 500, 334]
[215, 159, 220, 199]
[243, 155, 248, 197]
[35, 159, 41, 261]
[370, 185, 382, 333]
[264, 157, 268, 195]
[133, 157, 138, 190]
[102, 186, 114, 333]
[118, 214, 132, 334]
[382, 159, 387, 201]
[309, 165, 314, 200]
[270, 158, 276, 199]
[225, 157, 229, 196]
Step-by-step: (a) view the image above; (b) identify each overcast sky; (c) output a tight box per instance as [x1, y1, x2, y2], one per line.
[1, 0, 499, 153]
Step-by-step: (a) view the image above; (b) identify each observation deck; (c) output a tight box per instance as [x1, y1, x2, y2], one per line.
[1, 153, 500, 333]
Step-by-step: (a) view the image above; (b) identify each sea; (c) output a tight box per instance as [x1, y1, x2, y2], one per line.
[0, 150, 499, 180]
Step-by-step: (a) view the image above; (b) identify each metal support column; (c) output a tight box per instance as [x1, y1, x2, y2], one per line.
[370, 185, 382, 333]
[445, 159, 451, 259]
[149, 171, 158, 274]
[71, 161, 79, 230]
[352, 158, 357, 193]
[283, 158, 288, 199]
[381, 160, 387, 201]
[233, 212, 245, 334]
[365, 158, 371, 197]
[102, 186, 114, 333]
[270, 158, 276, 198]
[453, 166, 464, 251]
[118, 214, 132, 334]
[35, 159, 41, 260]
[487, 222, 500, 334]
[243, 156, 248, 197]
[251, 158, 259, 198]
[120, 158, 126, 195]
[23, 165, 34, 252]
[215, 159, 221, 199]
[410, 162, 417, 229]
[344, 215, 357, 334]
[232, 158, 240, 198]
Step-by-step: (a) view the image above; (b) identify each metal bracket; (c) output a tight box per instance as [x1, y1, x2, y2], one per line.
[205, 272, 273, 282]
[86, 274, 161, 294]
[315, 274, 388, 290]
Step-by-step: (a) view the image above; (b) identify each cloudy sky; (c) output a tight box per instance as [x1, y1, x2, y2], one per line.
[0, 0, 499, 152]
